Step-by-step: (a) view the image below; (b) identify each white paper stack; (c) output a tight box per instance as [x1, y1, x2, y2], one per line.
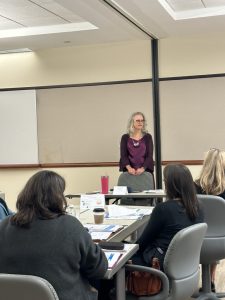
[106, 205, 153, 220]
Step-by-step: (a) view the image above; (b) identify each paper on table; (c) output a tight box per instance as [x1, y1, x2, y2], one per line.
[113, 186, 128, 195]
[106, 205, 152, 219]
[105, 252, 122, 268]
[135, 208, 154, 215]
[80, 194, 105, 209]
[91, 232, 112, 240]
[84, 224, 123, 232]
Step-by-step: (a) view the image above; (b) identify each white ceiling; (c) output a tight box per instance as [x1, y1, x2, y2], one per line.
[1, 0, 225, 51]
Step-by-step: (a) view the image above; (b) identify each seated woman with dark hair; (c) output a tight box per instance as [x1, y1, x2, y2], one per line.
[0, 170, 108, 300]
[132, 164, 204, 269]
[0, 197, 13, 221]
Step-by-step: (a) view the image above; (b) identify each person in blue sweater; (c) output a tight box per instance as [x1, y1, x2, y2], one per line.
[0, 197, 13, 221]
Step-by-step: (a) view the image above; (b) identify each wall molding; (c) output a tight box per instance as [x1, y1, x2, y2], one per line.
[0, 160, 203, 169]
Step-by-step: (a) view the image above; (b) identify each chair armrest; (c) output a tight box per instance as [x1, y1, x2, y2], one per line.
[125, 264, 170, 300]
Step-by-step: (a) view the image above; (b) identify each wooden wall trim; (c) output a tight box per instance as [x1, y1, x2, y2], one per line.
[0, 164, 40, 169]
[0, 160, 203, 169]
[39, 162, 119, 168]
[162, 160, 203, 165]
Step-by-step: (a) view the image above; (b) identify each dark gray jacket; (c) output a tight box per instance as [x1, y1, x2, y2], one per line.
[0, 215, 108, 300]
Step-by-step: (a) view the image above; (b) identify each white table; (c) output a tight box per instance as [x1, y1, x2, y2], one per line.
[75, 206, 149, 300]
[66, 190, 166, 205]
[79, 205, 153, 242]
[104, 244, 139, 300]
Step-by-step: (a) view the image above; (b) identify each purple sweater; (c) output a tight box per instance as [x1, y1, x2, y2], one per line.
[119, 133, 154, 173]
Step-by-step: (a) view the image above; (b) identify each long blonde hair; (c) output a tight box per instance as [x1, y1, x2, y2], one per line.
[197, 149, 225, 195]
[127, 112, 148, 135]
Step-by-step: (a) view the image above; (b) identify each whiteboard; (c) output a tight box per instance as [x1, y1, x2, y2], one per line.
[0, 90, 38, 164]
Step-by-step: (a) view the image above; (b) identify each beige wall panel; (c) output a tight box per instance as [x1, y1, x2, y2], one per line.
[37, 82, 154, 163]
[0, 41, 151, 89]
[160, 77, 225, 160]
[159, 34, 225, 77]
[0, 167, 121, 210]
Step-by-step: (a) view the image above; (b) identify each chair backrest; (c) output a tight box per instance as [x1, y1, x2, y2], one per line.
[163, 223, 207, 300]
[0, 274, 59, 300]
[197, 194, 225, 236]
[117, 172, 154, 191]
[197, 194, 225, 263]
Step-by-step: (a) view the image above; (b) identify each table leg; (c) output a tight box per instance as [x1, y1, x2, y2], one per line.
[115, 267, 126, 300]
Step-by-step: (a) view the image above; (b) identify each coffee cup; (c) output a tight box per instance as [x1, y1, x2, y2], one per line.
[93, 208, 105, 224]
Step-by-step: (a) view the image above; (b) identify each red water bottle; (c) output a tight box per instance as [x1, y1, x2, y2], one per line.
[101, 176, 109, 194]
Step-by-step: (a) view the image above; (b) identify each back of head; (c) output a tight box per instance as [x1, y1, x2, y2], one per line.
[11, 170, 67, 227]
[197, 148, 225, 195]
[163, 164, 199, 220]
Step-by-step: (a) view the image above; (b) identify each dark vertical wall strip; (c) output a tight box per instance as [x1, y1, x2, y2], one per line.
[151, 39, 162, 188]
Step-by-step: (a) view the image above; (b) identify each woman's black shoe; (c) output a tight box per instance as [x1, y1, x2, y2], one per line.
[211, 281, 216, 293]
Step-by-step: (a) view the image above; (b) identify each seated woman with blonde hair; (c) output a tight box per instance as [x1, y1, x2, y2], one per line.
[195, 148, 225, 199]
[195, 148, 225, 292]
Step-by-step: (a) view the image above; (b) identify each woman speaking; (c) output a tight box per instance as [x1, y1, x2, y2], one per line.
[119, 112, 154, 175]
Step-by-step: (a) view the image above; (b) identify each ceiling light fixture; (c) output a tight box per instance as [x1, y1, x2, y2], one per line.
[0, 22, 98, 39]
[158, 0, 225, 20]
[0, 48, 32, 54]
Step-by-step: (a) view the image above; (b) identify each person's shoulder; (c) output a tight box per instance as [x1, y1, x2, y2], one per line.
[218, 190, 225, 200]
[0, 215, 11, 228]
[194, 181, 204, 194]
[58, 214, 81, 226]
[158, 200, 175, 207]
[55, 215, 90, 239]
[153, 201, 169, 212]
[156, 200, 181, 210]
[143, 133, 152, 140]
[0, 203, 9, 220]
[50, 214, 81, 232]
[122, 133, 129, 139]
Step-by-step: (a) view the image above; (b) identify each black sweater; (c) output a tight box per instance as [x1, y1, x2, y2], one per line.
[194, 182, 225, 200]
[0, 215, 108, 300]
[137, 200, 204, 253]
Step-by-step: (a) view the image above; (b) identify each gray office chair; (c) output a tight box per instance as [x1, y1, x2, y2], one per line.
[0, 273, 59, 300]
[125, 223, 207, 300]
[194, 195, 225, 300]
[117, 172, 155, 206]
